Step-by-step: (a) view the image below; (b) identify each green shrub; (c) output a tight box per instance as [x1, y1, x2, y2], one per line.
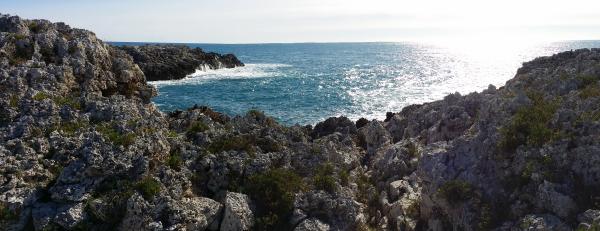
[0, 203, 17, 222]
[313, 163, 337, 193]
[187, 121, 209, 135]
[96, 123, 136, 147]
[126, 119, 139, 127]
[28, 22, 41, 33]
[9, 95, 18, 108]
[166, 130, 179, 138]
[577, 74, 598, 88]
[256, 137, 282, 153]
[356, 172, 378, 206]
[60, 120, 87, 136]
[13, 41, 33, 65]
[405, 141, 419, 158]
[167, 152, 182, 170]
[12, 34, 26, 40]
[339, 169, 349, 186]
[246, 168, 306, 230]
[68, 45, 78, 54]
[40, 45, 57, 64]
[49, 164, 63, 177]
[580, 84, 600, 99]
[498, 92, 559, 152]
[54, 95, 82, 109]
[33, 92, 51, 101]
[437, 180, 474, 205]
[208, 135, 256, 155]
[246, 109, 277, 126]
[310, 144, 322, 155]
[136, 177, 160, 200]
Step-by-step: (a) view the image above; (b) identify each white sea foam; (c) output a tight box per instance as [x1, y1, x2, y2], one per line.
[149, 63, 290, 86]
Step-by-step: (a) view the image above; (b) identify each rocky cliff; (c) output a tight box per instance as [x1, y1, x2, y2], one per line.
[1, 14, 600, 231]
[116, 45, 244, 81]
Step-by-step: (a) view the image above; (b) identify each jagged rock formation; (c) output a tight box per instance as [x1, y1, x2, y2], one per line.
[116, 45, 244, 81]
[1, 14, 600, 231]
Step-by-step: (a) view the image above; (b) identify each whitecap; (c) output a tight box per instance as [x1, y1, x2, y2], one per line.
[149, 63, 290, 86]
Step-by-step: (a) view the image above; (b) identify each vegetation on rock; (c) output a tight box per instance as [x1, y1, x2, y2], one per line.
[499, 91, 559, 152]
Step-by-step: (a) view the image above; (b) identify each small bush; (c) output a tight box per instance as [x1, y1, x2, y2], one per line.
[54, 96, 81, 109]
[356, 172, 378, 206]
[28, 22, 41, 33]
[246, 168, 306, 230]
[256, 137, 282, 153]
[0, 203, 17, 222]
[33, 92, 51, 101]
[13, 41, 33, 64]
[60, 120, 87, 136]
[40, 45, 57, 64]
[9, 95, 18, 108]
[187, 121, 209, 135]
[313, 163, 337, 193]
[580, 84, 600, 99]
[339, 169, 349, 186]
[576, 74, 598, 88]
[437, 180, 474, 205]
[12, 34, 26, 40]
[498, 92, 558, 152]
[310, 144, 321, 155]
[405, 142, 419, 158]
[68, 45, 78, 54]
[247, 109, 277, 126]
[136, 177, 160, 200]
[208, 135, 256, 155]
[166, 130, 178, 138]
[96, 123, 136, 147]
[167, 152, 182, 170]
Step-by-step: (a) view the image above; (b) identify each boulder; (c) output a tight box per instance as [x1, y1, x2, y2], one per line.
[168, 197, 223, 231]
[220, 192, 254, 231]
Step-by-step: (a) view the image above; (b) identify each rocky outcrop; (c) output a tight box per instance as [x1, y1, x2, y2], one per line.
[1, 13, 600, 231]
[116, 44, 244, 81]
[220, 192, 254, 231]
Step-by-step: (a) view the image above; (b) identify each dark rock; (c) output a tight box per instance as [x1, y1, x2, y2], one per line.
[356, 117, 369, 128]
[311, 116, 356, 138]
[115, 44, 244, 81]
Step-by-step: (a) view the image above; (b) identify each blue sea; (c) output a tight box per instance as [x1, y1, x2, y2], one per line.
[112, 41, 600, 125]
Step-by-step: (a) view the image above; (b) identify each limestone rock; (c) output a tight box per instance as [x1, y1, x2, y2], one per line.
[220, 192, 254, 231]
[294, 218, 330, 231]
[168, 197, 223, 231]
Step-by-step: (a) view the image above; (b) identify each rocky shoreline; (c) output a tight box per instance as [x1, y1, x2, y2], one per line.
[116, 44, 244, 81]
[1, 14, 600, 231]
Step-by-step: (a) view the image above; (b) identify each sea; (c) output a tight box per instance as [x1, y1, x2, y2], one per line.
[111, 41, 600, 125]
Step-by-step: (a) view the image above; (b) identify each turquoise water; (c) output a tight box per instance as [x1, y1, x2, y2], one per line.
[112, 41, 600, 125]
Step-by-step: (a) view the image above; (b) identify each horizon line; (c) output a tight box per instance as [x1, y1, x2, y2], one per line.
[106, 39, 600, 46]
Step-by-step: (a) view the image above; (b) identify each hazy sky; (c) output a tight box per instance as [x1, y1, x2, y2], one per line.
[3, 0, 600, 43]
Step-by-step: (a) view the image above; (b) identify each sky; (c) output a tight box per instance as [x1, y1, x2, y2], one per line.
[2, 0, 600, 44]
